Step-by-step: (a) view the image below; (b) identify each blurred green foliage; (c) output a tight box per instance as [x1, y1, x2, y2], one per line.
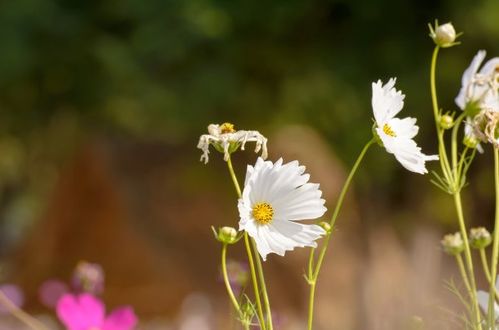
[0, 0, 497, 248]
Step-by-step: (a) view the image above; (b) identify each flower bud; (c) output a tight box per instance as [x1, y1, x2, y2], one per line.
[433, 23, 456, 47]
[469, 227, 492, 249]
[72, 261, 104, 295]
[319, 221, 332, 234]
[463, 135, 479, 149]
[439, 114, 454, 130]
[217, 226, 239, 244]
[441, 232, 464, 255]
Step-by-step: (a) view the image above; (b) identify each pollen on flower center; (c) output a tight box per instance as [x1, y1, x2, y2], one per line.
[220, 122, 235, 134]
[383, 123, 397, 137]
[252, 202, 274, 225]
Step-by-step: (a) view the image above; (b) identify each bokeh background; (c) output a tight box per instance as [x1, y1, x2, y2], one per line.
[0, 0, 498, 329]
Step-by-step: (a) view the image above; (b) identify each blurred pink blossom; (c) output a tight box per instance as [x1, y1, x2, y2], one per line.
[56, 293, 137, 330]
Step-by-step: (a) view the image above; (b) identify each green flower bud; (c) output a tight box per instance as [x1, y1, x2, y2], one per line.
[441, 232, 464, 255]
[469, 227, 492, 249]
[439, 114, 454, 130]
[463, 135, 479, 149]
[319, 221, 332, 234]
[218, 226, 239, 244]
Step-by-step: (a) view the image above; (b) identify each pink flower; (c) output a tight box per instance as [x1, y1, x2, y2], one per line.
[56, 293, 137, 330]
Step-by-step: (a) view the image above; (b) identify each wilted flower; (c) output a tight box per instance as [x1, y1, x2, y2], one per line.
[56, 293, 137, 330]
[441, 232, 464, 255]
[72, 261, 105, 295]
[469, 227, 492, 249]
[372, 78, 439, 174]
[197, 123, 268, 164]
[238, 157, 327, 260]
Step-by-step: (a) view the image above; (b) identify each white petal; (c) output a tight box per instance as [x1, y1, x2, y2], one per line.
[381, 136, 438, 174]
[455, 50, 487, 109]
[250, 220, 326, 260]
[372, 78, 405, 125]
[388, 117, 419, 139]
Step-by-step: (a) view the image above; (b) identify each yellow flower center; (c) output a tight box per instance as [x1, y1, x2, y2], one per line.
[220, 122, 235, 134]
[383, 123, 396, 137]
[252, 202, 274, 225]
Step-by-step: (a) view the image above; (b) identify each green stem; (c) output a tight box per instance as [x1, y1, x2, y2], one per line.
[454, 191, 482, 329]
[227, 155, 242, 197]
[243, 233, 266, 330]
[430, 46, 453, 185]
[307, 281, 317, 330]
[306, 138, 374, 330]
[480, 248, 492, 283]
[451, 114, 466, 178]
[489, 147, 499, 326]
[221, 243, 242, 314]
[0, 290, 48, 330]
[456, 253, 473, 297]
[252, 241, 273, 330]
[430, 44, 482, 328]
[226, 155, 270, 329]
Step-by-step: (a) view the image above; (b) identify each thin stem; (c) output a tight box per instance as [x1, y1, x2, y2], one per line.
[480, 248, 492, 283]
[227, 155, 242, 197]
[0, 291, 48, 330]
[313, 139, 375, 279]
[252, 241, 273, 330]
[489, 147, 499, 325]
[306, 138, 374, 330]
[243, 233, 266, 330]
[307, 281, 317, 330]
[221, 243, 242, 313]
[456, 254, 473, 297]
[430, 44, 482, 328]
[226, 155, 270, 329]
[451, 114, 466, 178]
[454, 191, 482, 329]
[430, 46, 453, 184]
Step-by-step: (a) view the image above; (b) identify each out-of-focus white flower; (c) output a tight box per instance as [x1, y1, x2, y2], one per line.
[238, 158, 327, 261]
[197, 123, 268, 164]
[372, 78, 438, 174]
[455, 50, 499, 113]
[477, 276, 499, 325]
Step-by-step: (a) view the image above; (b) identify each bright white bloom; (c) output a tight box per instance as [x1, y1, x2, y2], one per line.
[197, 123, 268, 164]
[372, 78, 439, 174]
[238, 158, 327, 260]
[477, 276, 499, 326]
[455, 50, 499, 112]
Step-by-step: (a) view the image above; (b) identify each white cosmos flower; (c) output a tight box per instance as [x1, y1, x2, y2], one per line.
[455, 50, 499, 112]
[372, 78, 439, 174]
[238, 157, 327, 261]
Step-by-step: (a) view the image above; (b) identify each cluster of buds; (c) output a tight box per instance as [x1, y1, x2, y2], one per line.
[439, 113, 454, 130]
[72, 261, 105, 295]
[469, 227, 492, 249]
[197, 123, 268, 164]
[441, 232, 464, 255]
